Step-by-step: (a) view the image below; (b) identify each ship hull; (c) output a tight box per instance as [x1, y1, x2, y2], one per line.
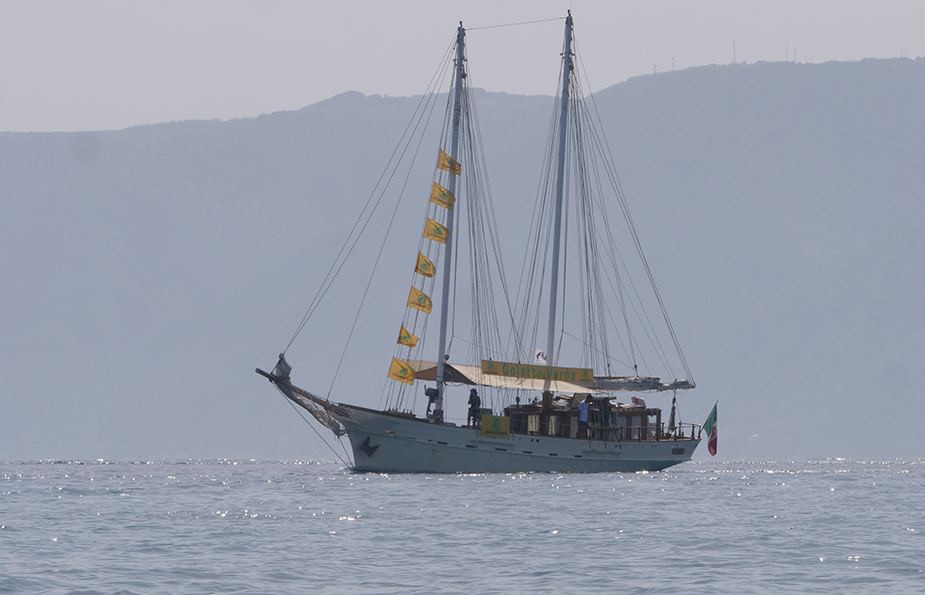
[338, 405, 699, 473]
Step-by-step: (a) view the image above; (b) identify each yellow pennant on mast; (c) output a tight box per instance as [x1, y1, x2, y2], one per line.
[397, 325, 419, 348]
[414, 252, 436, 278]
[423, 218, 449, 244]
[437, 149, 461, 175]
[430, 182, 456, 209]
[388, 357, 416, 385]
[408, 287, 433, 313]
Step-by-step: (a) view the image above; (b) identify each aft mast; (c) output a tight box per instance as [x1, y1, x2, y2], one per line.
[545, 12, 573, 367]
[433, 23, 466, 423]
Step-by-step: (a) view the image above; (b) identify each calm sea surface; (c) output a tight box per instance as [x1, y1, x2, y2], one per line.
[1, 459, 922, 594]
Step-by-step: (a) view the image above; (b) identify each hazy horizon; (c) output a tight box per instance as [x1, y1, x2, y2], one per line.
[2, 0, 923, 132]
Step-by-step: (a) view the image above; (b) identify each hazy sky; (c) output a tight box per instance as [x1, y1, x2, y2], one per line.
[2, 0, 921, 132]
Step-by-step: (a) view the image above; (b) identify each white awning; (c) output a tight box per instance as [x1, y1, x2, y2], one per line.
[408, 360, 594, 393]
[408, 360, 694, 393]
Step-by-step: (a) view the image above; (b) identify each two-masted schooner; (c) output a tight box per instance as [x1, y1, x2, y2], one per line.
[257, 13, 708, 472]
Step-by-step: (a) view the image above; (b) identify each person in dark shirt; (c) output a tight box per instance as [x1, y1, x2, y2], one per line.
[468, 388, 482, 428]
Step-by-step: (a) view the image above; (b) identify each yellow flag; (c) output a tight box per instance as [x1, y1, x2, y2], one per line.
[415, 252, 436, 278]
[388, 357, 416, 385]
[408, 287, 433, 313]
[397, 325, 419, 348]
[437, 149, 461, 175]
[430, 182, 456, 209]
[424, 218, 449, 244]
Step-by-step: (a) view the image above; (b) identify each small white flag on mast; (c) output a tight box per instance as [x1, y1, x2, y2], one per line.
[534, 349, 547, 365]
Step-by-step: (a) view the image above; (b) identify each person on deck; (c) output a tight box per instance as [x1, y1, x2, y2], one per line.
[468, 388, 482, 428]
[425, 387, 438, 419]
[578, 394, 592, 438]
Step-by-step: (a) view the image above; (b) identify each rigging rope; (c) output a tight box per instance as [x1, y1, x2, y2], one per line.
[506, 31, 695, 386]
[326, 53, 453, 402]
[575, 34, 694, 384]
[283, 36, 457, 355]
[281, 394, 352, 467]
[466, 16, 566, 31]
[384, 41, 462, 413]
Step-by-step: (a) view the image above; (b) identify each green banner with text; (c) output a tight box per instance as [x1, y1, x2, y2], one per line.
[481, 360, 593, 383]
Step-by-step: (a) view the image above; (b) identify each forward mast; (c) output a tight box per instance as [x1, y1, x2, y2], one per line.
[433, 23, 467, 423]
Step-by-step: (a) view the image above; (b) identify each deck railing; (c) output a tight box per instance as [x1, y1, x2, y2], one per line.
[588, 422, 701, 441]
[509, 408, 702, 442]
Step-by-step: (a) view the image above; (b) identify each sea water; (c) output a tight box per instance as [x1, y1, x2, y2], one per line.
[0, 459, 922, 594]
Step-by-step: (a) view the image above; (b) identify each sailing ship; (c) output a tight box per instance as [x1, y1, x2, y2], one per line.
[257, 13, 709, 472]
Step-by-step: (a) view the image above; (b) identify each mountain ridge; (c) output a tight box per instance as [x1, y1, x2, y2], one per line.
[2, 57, 922, 460]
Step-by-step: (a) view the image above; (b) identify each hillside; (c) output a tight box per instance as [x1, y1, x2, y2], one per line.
[1, 57, 923, 460]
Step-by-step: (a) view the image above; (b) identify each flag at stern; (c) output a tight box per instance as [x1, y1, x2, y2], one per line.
[703, 403, 718, 456]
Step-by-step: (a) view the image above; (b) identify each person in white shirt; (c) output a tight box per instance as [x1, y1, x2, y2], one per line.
[578, 394, 592, 438]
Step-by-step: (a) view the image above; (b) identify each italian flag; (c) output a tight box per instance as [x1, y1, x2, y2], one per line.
[703, 403, 718, 456]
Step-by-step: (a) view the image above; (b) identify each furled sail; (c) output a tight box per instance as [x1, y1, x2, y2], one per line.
[585, 377, 695, 392]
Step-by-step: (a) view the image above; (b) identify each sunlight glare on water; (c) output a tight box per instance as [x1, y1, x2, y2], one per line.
[0, 459, 922, 594]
